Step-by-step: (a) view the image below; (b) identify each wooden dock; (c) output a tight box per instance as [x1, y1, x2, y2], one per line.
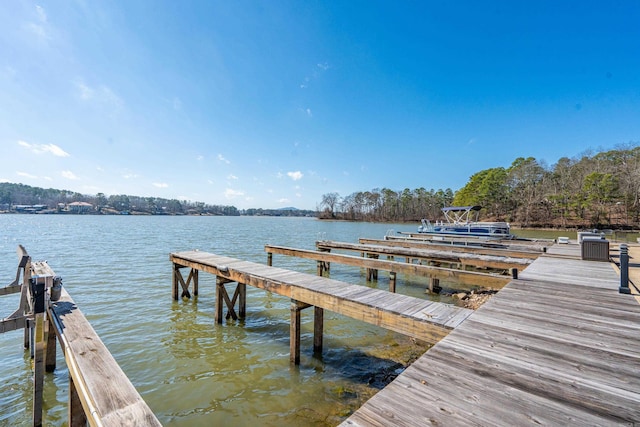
[315, 240, 534, 271]
[359, 237, 544, 259]
[1, 246, 160, 427]
[340, 243, 640, 426]
[170, 250, 474, 364]
[264, 244, 513, 291]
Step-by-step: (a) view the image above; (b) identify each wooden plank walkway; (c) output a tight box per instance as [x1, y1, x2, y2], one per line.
[341, 243, 640, 426]
[170, 251, 474, 354]
[264, 244, 512, 290]
[359, 237, 544, 259]
[393, 232, 553, 251]
[315, 240, 532, 271]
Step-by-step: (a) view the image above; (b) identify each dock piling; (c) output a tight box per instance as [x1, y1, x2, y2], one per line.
[619, 244, 630, 294]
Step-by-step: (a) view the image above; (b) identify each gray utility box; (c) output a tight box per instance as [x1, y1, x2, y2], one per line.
[581, 238, 610, 261]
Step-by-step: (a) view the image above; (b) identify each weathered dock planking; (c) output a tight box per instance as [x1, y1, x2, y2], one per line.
[170, 250, 474, 364]
[314, 240, 532, 271]
[359, 237, 543, 259]
[341, 243, 640, 426]
[264, 244, 512, 291]
[389, 233, 551, 252]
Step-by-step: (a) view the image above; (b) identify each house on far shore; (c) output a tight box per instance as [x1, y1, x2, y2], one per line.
[67, 201, 94, 214]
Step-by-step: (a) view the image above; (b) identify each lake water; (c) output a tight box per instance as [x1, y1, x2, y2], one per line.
[0, 215, 451, 426]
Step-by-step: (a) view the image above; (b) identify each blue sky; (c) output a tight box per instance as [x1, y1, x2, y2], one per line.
[1, 1, 639, 210]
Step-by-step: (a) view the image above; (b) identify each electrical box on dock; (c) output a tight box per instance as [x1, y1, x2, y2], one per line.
[581, 238, 610, 262]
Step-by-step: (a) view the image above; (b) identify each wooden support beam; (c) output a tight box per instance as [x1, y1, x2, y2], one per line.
[290, 300, 303, 365]
[267, 252, 273, 267]
[315, 245, 332, 273]
[224, 284, 241, 321]
[45, 315, 56, 372]
[24, 259, 32, 351]
[215, 277, 225, 324]
[172, 263, 181, 300]
[68, 377, 87, 427]
[192, 269, 199, 296]
[174, 267, 199, 299]
[428, 277, 441, 293]
[32, 280, 46, 427]
[313, 306, 323, 354]
[215, 277, 237, 323]
[389, 272, 397, 293]
[238, 283, 246, 319]
[0, 283, 21, 296]
[0, 316, 27, 333]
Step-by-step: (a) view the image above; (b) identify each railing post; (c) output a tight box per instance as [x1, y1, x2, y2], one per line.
[619, 244, 631, 294]
[32, 278, 46, 427]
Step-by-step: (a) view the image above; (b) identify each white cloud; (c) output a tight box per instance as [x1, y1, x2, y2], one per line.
[287, 171, 303, 181]
[0, 178, 11, 183]
[17, 171, 37, 179]
[196, 155, 204, 161]
[207, 179, 214, 185]
[61, 170, 78, 180]
[18, 140, 70, 157]
[296, 193, 302, 198]
[227, 174, 238, 180]
[35, 5, 47, 23]
[306, 108, 312, 117]
[43, 176, 52, 181]
[76, 81, 123, 109]
[122, 173, 139, 179]
[224, 188, 244, 199]
[153, 182, 168, 188]
[26, 22, 47, 39]
[218, 154, 230, 164]
[317, 62, 330, 70]
[77, 82, 93, 99]
[278, 198, 290, 204]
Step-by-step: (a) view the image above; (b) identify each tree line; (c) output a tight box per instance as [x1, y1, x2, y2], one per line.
[0, 183, 239, 215]
[318, 144, 640, 229]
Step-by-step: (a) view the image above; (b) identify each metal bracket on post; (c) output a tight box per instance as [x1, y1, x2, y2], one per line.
[619, 244, 631, 294]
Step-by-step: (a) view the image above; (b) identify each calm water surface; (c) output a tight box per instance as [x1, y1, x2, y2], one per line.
[0, 215, 447, 426]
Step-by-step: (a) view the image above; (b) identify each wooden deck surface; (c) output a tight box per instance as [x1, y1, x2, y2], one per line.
[359, 237, 544, 259]
[341, 243, 640, 426]
[264, 244, 512, 289]
[316, 240, 533, 270]
[171, 251, 474, 344]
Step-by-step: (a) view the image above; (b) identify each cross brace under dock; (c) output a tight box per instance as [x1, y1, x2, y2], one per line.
[170, 250, 473, 365]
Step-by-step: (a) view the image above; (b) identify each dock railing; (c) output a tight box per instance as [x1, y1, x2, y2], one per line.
[619, 243, 631, 294]
[1, 246, 160, 427]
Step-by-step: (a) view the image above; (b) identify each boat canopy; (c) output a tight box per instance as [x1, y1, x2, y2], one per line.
[440, 206, 482, 224]
[441, 206, 482, 212]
